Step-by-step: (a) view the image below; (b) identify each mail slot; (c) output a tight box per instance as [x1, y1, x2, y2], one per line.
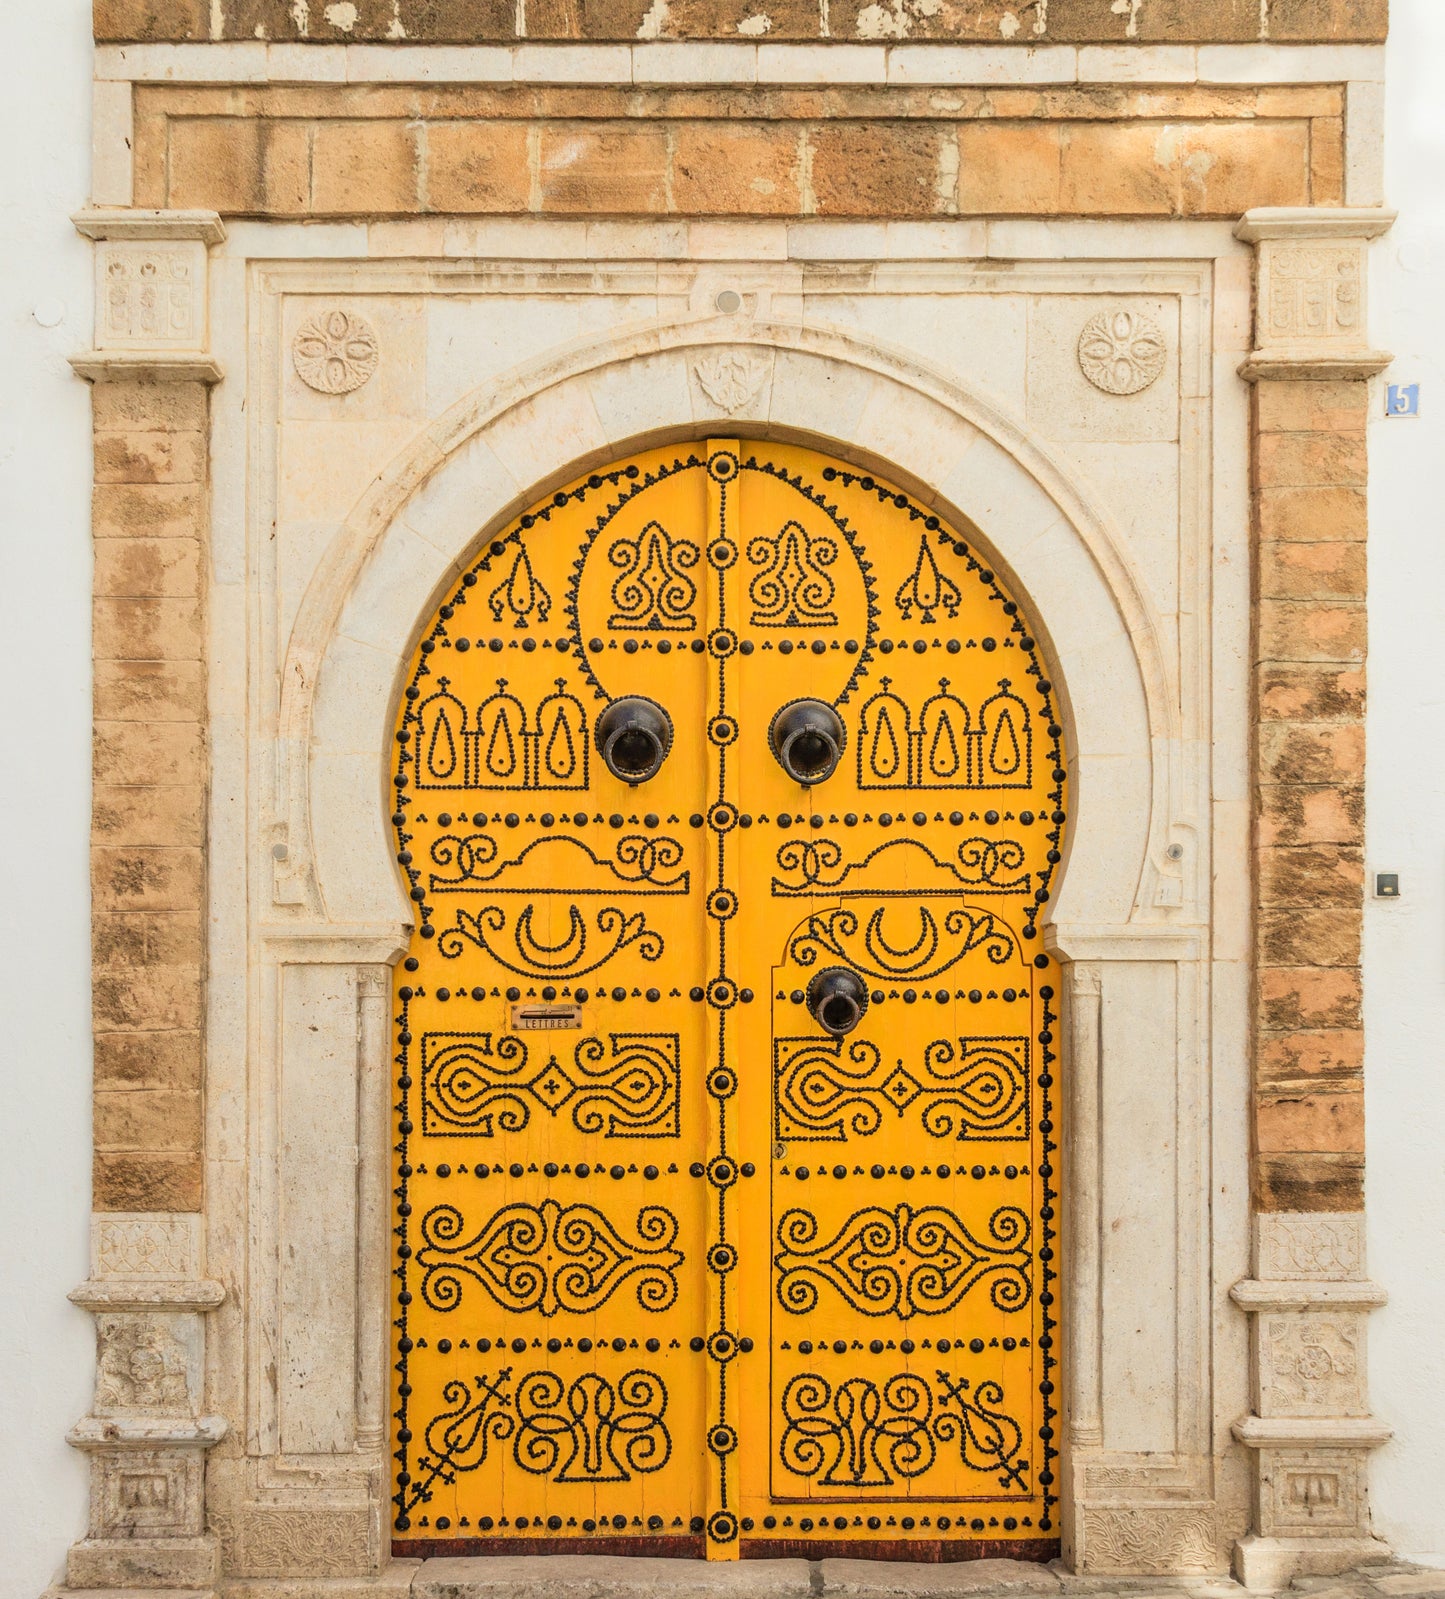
[509, 1002, 583, 1030]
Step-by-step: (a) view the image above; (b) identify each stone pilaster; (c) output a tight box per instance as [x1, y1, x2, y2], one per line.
[1234, 206, 1394, 1594]
[64, 1214, 228, 1591]
[65, 207, 226, 1596]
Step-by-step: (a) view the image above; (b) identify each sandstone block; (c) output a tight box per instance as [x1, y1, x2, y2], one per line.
[955, 123, 1061, 216]
[1258, 843, 1363, 910]
[672, 122, 803, 217]
[168, 116, 311, 214]
[1178, 120, 1311, 215]
[93, 381, 209, 435]
[1257, 598, 1367, 665]
[92, 909, 203, 969]
[1256, 1090, 1365, 1156]
[94, 0, 208, 39]
[1258, 485, 1367, 543]
[1258, 966, 1363, 1032]
[1311, 116, 1345, 206]
[1059, 121, 1175, 215]
[1257, 429, 1368, 489]
[313, 120, 421, 215]
[94, 1029, 204, 1091]
[94, 536, 202, 599]
[94, 483, 205, 541]
[92, 845, 204, 913]
[1258, 663, 1365, 722]
[94, 430, 206, 485]
[92, 784, 205, 849]
[1260, 541, 1367, 602]
[94, 596, 204, 660]
[92, 719, 203, 786]
[426, 121, 534, 213]
[1255, 1151, 1364, 1215]
[1259, 721, 1366, 786]
[1257, 1025, 1365, 1083]
[94, 1088, 203, 1154]
[93, 963, 203, 1032]
[810, 123, 946, 218]
[93, 1150, 203, 1213]
[539, 124, 670, 214]
[93, 661, 207, 723]
[1267, 0, 1388, 41]
[1258, 907, 1361, 968]
[1256, 782, 1364, 848]
[1256, 381, 1369, 435]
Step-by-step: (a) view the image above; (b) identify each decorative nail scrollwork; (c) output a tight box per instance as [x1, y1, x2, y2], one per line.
[415, 1199, 684, 1315]
[773, 1201, 1033, 1317]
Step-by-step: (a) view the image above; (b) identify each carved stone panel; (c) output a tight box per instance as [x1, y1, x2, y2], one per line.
[1258, 1313, 1367, 1419]
[92, 1449, 203, 1539]
[1256, 1213, 1365, 1281]
[1260, 244, 1363, 347]
[1257, 1449, 1366, 1539]
[1078, 1505, 1219, 1573]
[92, 1212, 201, 1280]
[95, 240, 207, 350]
[94, 1313, 198, 1417]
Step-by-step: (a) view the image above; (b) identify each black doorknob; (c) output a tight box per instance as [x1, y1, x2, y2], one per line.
[769, 699, 845, 785]
[806, 967, 869, 1037]
[595, 697, 672, 783]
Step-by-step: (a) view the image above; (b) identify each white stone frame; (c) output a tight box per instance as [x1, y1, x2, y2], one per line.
[201, 230, 1252, 1580]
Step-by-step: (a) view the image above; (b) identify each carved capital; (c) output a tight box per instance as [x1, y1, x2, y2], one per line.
[1235, 207, 1395, 382]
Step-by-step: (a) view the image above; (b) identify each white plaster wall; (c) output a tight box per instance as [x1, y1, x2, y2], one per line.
[0, 1, 97, 1594]
[1365, 0, 1445, 1566]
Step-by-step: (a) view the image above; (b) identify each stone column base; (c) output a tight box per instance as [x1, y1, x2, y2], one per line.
[67, 1534, 220, 1591]
[1235, 1534, 1393, 1592]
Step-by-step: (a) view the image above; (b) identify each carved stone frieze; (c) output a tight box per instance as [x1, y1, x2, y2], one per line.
[93, 1211, 200, 1279]
[214, 1504, 374, 1578]
[1078, 1505, 1219, 1573]
[1256, 1212, 1365, 1281]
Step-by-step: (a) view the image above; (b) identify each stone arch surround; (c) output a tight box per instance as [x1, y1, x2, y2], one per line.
[286, 317, 1174, 946]
[253, 315, 1223, 1572]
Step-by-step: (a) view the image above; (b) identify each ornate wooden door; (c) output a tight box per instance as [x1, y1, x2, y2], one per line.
[389, 440, 1067, 1562]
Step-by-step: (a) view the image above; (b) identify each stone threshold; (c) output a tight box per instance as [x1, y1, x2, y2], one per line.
[48, 1556, 1445, 1599]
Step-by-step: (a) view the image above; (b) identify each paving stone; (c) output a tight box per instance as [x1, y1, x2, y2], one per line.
[822, 1559, 1063, 1597]
[414, 1556, 814, 1599]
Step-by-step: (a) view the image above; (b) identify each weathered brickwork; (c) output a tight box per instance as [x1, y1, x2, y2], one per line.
[1253, 377, 1369, 1215]
[91, 378, 210, 1214]
[95, 0, 1388, 43]
[131, 82, 1344, 217]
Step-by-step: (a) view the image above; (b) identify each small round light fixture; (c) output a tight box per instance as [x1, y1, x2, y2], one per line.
[715, 289, 743, 314]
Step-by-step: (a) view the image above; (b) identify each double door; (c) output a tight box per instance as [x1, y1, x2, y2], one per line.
[389, 439, 1065, 1559]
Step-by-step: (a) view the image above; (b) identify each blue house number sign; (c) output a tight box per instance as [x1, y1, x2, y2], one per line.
[1387, 383, 1421, 418]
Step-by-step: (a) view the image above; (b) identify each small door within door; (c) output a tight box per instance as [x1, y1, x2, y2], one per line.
[388, 440, 1066, 1560]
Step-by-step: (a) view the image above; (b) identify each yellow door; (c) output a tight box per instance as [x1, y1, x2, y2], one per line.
[390, 441, 1066, 1561]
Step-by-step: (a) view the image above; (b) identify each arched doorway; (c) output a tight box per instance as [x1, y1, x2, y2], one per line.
[386, 437, 1068, 1562]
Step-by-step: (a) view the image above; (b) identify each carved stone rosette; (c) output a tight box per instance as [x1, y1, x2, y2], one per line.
[65, 1214, 228, 1590]
[1230, 1214, 1392, 1591]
